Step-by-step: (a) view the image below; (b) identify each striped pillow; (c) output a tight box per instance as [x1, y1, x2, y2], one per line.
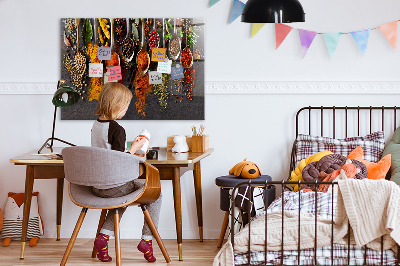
[294, 131, 385, 167]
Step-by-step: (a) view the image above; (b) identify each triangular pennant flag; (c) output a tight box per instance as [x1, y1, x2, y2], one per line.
[275, 23, 293, 49]
[323, 33, 341, 58]
[351, 29, 370, 55]
[378, 21, 397, 50]
[251, 23, 266, 38]
[209, 0, 220, 7]
[298, 29, 317, 58]
[229, 0, 245, 24]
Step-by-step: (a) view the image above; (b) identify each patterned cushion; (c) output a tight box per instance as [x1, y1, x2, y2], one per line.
[295, 131, 385, 166]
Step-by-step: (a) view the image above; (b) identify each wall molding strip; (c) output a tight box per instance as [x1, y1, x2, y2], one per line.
[0, 81, 400, 95]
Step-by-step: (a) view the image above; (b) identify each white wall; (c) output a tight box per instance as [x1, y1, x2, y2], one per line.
[1, 0, 400, 240]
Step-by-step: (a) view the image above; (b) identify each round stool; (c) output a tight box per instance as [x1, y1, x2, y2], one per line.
[215, 175, 275, 248]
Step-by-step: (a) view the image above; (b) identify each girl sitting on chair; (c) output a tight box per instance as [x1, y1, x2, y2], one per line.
[91, 82, 162, 263]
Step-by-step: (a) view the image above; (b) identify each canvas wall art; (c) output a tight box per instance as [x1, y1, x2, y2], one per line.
[61, 18, 205, 120]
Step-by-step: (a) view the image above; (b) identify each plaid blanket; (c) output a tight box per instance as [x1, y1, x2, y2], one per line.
[234, 191, 397, 265]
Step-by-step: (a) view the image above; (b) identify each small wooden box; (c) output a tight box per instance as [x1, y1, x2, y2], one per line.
[167, 135, 192, 151]
[191, 135, 209, 153]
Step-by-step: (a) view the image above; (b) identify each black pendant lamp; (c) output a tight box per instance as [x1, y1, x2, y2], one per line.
[242, 0, 305, 23]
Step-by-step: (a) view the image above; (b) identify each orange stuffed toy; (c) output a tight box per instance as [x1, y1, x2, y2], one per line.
[229, 159, 261, 179]
[347, 146, 391, 180]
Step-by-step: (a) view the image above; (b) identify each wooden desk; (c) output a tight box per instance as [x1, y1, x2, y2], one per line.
[10, 147, 213, 261]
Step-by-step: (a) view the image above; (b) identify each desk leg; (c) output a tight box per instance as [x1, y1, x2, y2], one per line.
[193, 161, 203, 242]
[56, 178, 64, 241]
[172, 167, 183, 261]
[20, 165, 34, 259]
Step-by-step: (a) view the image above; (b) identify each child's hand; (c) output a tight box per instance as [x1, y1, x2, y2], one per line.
[134, 149, 149, 157]
[129, 137, 147, 155]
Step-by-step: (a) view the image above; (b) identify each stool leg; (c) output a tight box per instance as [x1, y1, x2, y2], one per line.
[217, 211, 230, 248]
[92, 209, 107, 258]
[114, 209, 121, 266]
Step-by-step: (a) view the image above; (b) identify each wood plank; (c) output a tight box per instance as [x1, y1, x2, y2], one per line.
[0, 239, 220, 265]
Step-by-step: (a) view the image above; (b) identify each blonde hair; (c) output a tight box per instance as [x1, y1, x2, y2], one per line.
[95, 83, 133, 120]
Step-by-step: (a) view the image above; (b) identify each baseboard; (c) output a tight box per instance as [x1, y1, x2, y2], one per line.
[1, 81, 400, 95]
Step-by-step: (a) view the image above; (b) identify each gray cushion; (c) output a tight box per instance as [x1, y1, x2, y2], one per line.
[382, 126, 400, 184]
[69, 180, 145, 208]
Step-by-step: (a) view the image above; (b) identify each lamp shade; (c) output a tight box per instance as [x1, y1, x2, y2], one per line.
[52, 84, 80, 107]
[241, 0, 305, 23]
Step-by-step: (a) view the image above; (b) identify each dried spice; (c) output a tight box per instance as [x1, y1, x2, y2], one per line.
[64, 19, 77, 47]
[87, 43, 103, 101]
[122, 37, 134, 59]
[88, 78, 103, 101]
[137, 49, 149, 72]
[82, 19, 93, 48]
[133, 71, 153, 116]
[181, 47, 193, 68]
[183, 67, 195, 100]
[98, 19, 110, 39]
[153, 74, 170, 109]
[114, 18, 127, 44]
[169, 35, 180, 58]
[106, 52, 120, 67]
[149, 30, 159, 50]
[63, 53, 87, 97]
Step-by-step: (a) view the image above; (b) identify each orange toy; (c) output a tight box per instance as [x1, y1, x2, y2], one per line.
[229, 159, 261, 179]
[1, 192, 43, 247]
[348, 146, 391, 180]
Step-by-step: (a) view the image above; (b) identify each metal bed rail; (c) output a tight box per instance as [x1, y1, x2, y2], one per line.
[289, 106, 400, 183]
[230, 180, 400, 266]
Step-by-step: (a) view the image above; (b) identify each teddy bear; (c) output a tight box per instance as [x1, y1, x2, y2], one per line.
[1, 192, 43, 247]
[229, 159, 261, 179]
[172, 135, 189, 153]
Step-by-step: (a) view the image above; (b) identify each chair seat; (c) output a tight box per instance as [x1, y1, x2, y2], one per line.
[69, 180, 145, 208]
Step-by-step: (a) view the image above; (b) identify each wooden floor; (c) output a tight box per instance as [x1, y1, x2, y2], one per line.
[0, 239, 222, 265]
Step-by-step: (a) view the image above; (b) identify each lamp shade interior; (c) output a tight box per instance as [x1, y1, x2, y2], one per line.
[242, 0, 305, 23]
[52, 85, 80, 107]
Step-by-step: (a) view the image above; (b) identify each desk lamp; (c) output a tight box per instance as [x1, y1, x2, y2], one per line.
[38, 80, 80, 154]
[241, 0, 305, 23]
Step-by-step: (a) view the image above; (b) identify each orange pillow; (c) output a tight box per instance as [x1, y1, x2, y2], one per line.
[347, 146, 391, 180]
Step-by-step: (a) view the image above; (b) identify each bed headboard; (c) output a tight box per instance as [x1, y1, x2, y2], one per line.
[290, 106, 400, 178]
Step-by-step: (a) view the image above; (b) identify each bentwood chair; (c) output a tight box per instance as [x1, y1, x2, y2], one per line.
[60, 146, 171, 265]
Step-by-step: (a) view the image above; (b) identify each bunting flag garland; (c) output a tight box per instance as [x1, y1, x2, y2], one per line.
[251, 23, 266, 38]
[298, 29, 317, 58]
[229, 0, 245, 24]
[323, 33, 341, 58]
[275, 23, 293, 49]
[207, 3, 400, 57]
[378, 21, 398, 50]
[209, 0, 220, 7]
[351, 29, 370, 55]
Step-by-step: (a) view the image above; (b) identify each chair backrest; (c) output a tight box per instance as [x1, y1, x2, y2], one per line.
[62, 146, 145, 187]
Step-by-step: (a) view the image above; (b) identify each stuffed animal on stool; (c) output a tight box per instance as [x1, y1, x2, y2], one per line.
[1, 192, 44, 247]
[229, 159, 261, 179]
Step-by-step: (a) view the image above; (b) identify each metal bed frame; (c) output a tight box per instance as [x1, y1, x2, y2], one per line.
[230, 106, 400, 266]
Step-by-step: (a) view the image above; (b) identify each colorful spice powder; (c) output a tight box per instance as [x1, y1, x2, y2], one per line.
[133, 71, 153, 116]
[137, 50, 149, 72]
[183, 67, 195, 100]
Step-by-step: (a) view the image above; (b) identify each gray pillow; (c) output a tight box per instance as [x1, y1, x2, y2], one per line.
[382, 126, 400, 184]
